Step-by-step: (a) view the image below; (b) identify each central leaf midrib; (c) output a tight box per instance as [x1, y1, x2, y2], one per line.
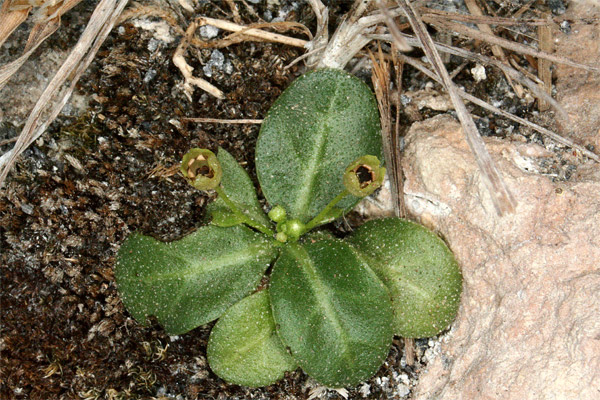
[142, 241, 272, 283]
[227, 324, 273, 364]
[361, 252, 434, 301]
[290, 245, 353, 362]
[292, 83, 342, 219]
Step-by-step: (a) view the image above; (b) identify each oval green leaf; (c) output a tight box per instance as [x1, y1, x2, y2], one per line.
[270, 238, 393, 387]
[207, 290, 297, 387]
[347, 218, 463, 338]
[116, 225, 278, 335]
[207, 148, 271, 228]
[256, 68, 382, 223]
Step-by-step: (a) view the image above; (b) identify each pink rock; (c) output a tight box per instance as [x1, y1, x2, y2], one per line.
[403, 115, 600, 400]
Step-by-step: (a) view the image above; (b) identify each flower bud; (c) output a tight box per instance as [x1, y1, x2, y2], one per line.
[343, 155, 385, 197]
[181, 148, 222, 190]
[268, 205, 287, 223]
[285, 219, 305, 239]
[275, 232, 288, 243]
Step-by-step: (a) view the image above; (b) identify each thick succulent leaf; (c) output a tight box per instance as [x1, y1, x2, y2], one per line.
[116, 225, 278, 335]
[256, 68, 381, 223]
[270, 238, 393, 387]
[347, 218, 463, 338]
[207, 147, 271, 228]
[207, 290, 297, 387]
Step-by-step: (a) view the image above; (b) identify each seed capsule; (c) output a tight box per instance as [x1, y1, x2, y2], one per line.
[343, 155, 385, 197]
[181, 148, 222, 190]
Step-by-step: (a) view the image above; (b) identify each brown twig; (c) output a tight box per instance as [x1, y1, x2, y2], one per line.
[0, 136, 18, 147]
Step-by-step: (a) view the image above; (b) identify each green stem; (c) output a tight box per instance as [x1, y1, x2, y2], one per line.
[214, 186, 275, 236]
[302, 190, 350, 234]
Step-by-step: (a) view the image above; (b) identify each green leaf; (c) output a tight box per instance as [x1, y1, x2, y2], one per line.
[270, 238, 393, 387]
[207, 148, 271, 228]
[116, 225, 278, 335]
[207, 290, 297, 387]
[347, 218, 463, 338]
[256, 68, 381, 223]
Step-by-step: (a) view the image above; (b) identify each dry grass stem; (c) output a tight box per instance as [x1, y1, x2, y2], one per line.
[187, 17, 308, 48]
[395, 0, 516, 215]
[419, 6, 552, 27]
[369, 32, 568, 123]
[392, 52, 600, 163]
[0, 0, 84, 90]
[537, 14, 553, 111]
[427, 17, 600, 73]
[305, 0, 329, 67]
[181, 118, 263, 124]
[0, 0, 130, 188]
[369, 47, 406, 218]
[173, 16, 309, 99]
[189, 21, 311, 49]
[314, 0, 409, 69]
[0, 0, 31, 49]
[464, 0, 525, 97]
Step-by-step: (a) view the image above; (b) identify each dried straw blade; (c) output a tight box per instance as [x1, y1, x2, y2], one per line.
[0, 0, 129, 188]
[392, 0, 517, 215]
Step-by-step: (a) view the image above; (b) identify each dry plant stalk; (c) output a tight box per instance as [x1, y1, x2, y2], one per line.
[173, 16, 308, 100]
[464, 0, 525, 97]
[388, 50, 600, 163]
[537, 14, 553, 111]
[369, 47, 406, 219]
[393, 0, 517, 215]
[0, 0, 31, 49]
[0, 0, 130, 188]
[375, 32, 568, 122]
[0, 0, 84, 90]
[313, 0, 411, 69]
[181, 118, 262, 124]
[418, 6, 551, 26]
[426, 16, 599, 73]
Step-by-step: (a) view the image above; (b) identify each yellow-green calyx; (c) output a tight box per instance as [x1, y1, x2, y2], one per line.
[343, 155, 385, 197]
[285, 219, 305, 239]
[275, 232, 288, 243]
[181, 148, 222, 190]
[268, 205, 287, 223]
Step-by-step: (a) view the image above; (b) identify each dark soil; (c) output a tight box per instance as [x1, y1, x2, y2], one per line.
[1, 1, 579, 399]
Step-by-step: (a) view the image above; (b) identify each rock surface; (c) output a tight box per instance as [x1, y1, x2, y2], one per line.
[554, 0, 600, 150]
[403, 115, 600, 400]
